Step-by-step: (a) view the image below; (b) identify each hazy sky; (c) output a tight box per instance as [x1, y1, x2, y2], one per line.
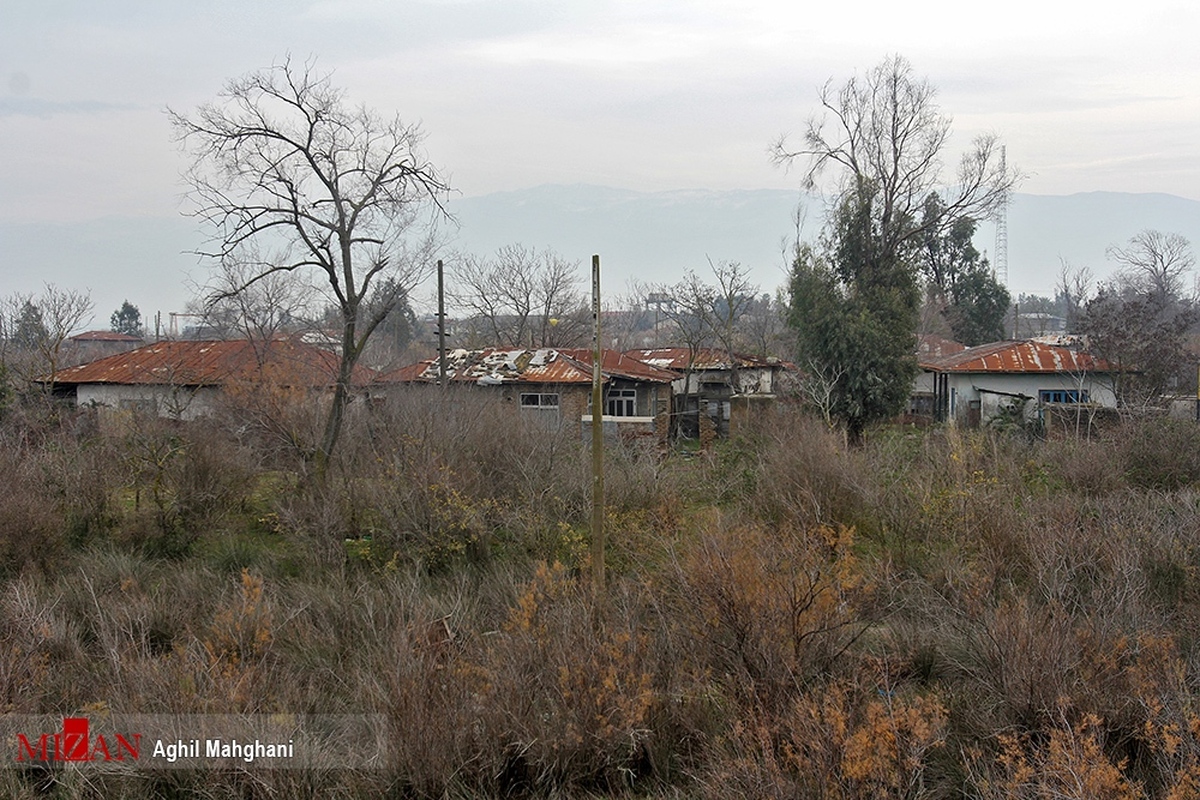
[2, 1, 1198, 317]
[4, 0, 1199, 223]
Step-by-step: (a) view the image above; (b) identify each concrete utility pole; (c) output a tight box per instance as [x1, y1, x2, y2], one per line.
[591, 254, 605, 594]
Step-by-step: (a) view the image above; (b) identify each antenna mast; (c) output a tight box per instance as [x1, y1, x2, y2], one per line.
[994, 145, 1010, 287]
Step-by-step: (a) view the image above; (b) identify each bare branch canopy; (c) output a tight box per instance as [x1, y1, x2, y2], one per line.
[170, 58, 451, 472]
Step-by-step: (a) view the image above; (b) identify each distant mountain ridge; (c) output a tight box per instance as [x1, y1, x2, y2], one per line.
[3, 187, 1198, 323]
[450, 185, 1200, 299]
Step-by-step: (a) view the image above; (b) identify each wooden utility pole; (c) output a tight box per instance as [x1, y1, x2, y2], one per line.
[591, 254, 605, 594]
[437, 260, 447, 387]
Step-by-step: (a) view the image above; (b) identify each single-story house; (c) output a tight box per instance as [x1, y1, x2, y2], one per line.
[914, 338, 1116, 426]
[623, 348, 789, 439]
[381, 347, 678, 441]
[63, 330, 145, 367]
[45, 337, 371, 420]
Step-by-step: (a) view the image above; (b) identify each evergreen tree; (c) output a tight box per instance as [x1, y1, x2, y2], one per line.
[918, 194, 1010, 346]
[789, 185, 920, 441]
[110, 300, 145, 337]
[13, 300, 47, 349]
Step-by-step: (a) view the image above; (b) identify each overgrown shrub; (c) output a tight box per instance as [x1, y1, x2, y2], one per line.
[1119, 417, 1200, 491]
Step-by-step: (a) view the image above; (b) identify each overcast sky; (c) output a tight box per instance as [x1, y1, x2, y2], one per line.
[2, 1, 1199, 316]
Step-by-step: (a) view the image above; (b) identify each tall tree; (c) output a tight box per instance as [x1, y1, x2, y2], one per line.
[773, 55, 1015, 437]
[171, 59, 449, 474]
[110, 300, 145, 337]
[1106, 230, 1195, 301]
[11, 300, 47, 349]
[789, 187, 920, 441]
[917, 194, 1010, 345]
[357, 276, 417, 365]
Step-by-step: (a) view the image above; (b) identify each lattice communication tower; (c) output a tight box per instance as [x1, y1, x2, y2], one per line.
[994, 145, 1009, 287]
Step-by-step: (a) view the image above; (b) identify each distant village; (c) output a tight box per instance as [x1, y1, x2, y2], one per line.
[6, 259, 1181, 449]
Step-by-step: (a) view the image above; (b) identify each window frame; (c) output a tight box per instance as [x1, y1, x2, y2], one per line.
[520, 392, 560, 410]
[1039, 389, 1089, 404]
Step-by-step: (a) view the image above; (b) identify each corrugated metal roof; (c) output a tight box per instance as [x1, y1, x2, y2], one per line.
[624, 347, 780, 371]
[917, 335, 965, 360]
[68, 330, 144, 343]
[921, 339, 1113, 373]
[50, 338, 374, 387]
[382, 347, 678, 386]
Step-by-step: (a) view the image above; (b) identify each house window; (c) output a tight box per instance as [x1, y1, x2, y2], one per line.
[606, 389, 637, 417]
[1039, 389, 1089, 404]
[520, 392, 559, 410]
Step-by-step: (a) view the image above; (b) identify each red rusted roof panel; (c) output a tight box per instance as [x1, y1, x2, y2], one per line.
[51, 338, 374, 387]
[921, 340, 1112, 373]
[69, 330, 145, 343]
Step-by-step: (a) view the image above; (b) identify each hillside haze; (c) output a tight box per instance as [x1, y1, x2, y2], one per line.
[451, 186, 1200, 302]
[3, 187, 1199, 322]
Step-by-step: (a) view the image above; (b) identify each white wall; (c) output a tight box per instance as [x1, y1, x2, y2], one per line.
[944, 372, 1117, 423]
[76, 384, 222, 421]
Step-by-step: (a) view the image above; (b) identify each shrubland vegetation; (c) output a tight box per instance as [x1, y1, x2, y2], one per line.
[6, 388, 1200, 798]
[4, 52, 1198, 800]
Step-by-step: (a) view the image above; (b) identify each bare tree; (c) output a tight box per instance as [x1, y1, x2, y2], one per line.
[0, 285, 93, 393]
[739, 290, 791, 360]
[448, 244, 587, 348]
[648, 262, 758, 438]
[772, 55, 1016, 253]
[1056, 261, 1093, 334]
[1107, 230, 1195, 300]
[1078, 232, 1197, 408]
[197, 250, 317, 346]
[706, 260, 757, 393]
[799, 358, 848, 430]
[171, 59, 449, 474]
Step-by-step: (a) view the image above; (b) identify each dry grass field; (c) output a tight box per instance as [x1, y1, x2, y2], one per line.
[5, 392, 1200, 798]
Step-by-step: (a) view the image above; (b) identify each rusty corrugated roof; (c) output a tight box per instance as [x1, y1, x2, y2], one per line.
[917, 335, 965, 360]
[68, 330, 145, 343]
[554, 349, 680, 383]
[624, 347, 780, 371]
[382, 347, 678, 385]
[921, 339, 1113, 373]
[50, 338, 374, 387]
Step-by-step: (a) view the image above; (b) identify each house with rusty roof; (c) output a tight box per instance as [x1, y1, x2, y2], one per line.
[382, 347, 678, 440]
[915, 338, 1116, 426]
[623, 348, 789, 439]
[46, 338, 372, 420]
[63, 330, 146, 367]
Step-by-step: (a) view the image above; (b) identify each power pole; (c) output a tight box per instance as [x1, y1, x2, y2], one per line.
[590, 254, 605, 595]
[437, 260, 447, 387]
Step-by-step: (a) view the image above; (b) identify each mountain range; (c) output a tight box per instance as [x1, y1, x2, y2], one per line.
[3, 186, 1199, 324]
[451, 186, 1200, 303]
